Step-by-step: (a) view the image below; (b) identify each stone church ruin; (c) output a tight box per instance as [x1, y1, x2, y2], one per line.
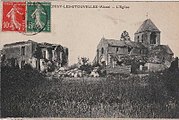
[1, 40, 68, 72]
[93, 19, 174, 73]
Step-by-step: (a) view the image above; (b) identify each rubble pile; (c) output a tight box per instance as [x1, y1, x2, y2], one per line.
[52, 67, 101, 78]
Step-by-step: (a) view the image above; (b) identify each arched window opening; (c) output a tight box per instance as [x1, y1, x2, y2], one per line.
[116, 47, 119, 52]
[137, 36, 140, 42]
[150, 32, 157, 44]
[141, 34, 145, 43]
[21, 46, 25, 56]
[101, 48, 104, 54]
[97, 49, 99, 55]
[128, 47, 132, 54]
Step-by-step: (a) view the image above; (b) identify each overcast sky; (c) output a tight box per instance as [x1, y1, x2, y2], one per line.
[0, 1, 179, 64]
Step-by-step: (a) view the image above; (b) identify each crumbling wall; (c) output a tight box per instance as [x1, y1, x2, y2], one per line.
[145, 63, 166, 72]
[2, 40, 68, 71]
[3, 42, 34, 68]
[61, 47, 68, 67]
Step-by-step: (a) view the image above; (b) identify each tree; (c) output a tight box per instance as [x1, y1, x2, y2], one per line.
[120, 30, 131, 41]
[78, 57, 89, 65]
[78, 57, 93, 74]
[81, 57, 89, 65]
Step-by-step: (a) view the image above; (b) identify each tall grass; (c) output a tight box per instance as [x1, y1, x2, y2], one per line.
[1, 66, 179, 118]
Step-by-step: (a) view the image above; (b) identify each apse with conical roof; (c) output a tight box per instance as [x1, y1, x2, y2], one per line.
[134, 19, 161, 48]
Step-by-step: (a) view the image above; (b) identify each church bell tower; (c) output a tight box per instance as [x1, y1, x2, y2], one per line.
[134, 19, 161, 48]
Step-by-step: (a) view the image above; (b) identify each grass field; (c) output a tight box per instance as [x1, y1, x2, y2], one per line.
[1, 66, 179, 118]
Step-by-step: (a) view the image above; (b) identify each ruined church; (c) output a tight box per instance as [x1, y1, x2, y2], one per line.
[93, 19, 174, 72]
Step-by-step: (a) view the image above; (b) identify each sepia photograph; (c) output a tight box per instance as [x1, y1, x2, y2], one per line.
[0, 0, 179, 118]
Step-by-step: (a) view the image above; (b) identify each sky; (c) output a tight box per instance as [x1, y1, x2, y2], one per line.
[0, 1, 179, 65]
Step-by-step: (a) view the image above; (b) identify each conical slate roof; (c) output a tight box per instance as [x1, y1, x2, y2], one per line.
[135, 19, 160, 33]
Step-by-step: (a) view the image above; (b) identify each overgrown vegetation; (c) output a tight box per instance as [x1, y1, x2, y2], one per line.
[1, 66, 179, 118]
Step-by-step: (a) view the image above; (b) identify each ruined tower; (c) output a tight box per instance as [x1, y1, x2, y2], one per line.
[134, 19, 161, 49]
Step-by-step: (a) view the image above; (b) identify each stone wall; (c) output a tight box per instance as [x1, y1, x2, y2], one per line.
[2, 40, 68, 71]
[3, 42, 34, 68]
[96, 38, 109, 65]
[106, 65, 131, 74]
[108, 46, 128, 55]
[145, 63, 166, 72]
[134, 31, 160, 47]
